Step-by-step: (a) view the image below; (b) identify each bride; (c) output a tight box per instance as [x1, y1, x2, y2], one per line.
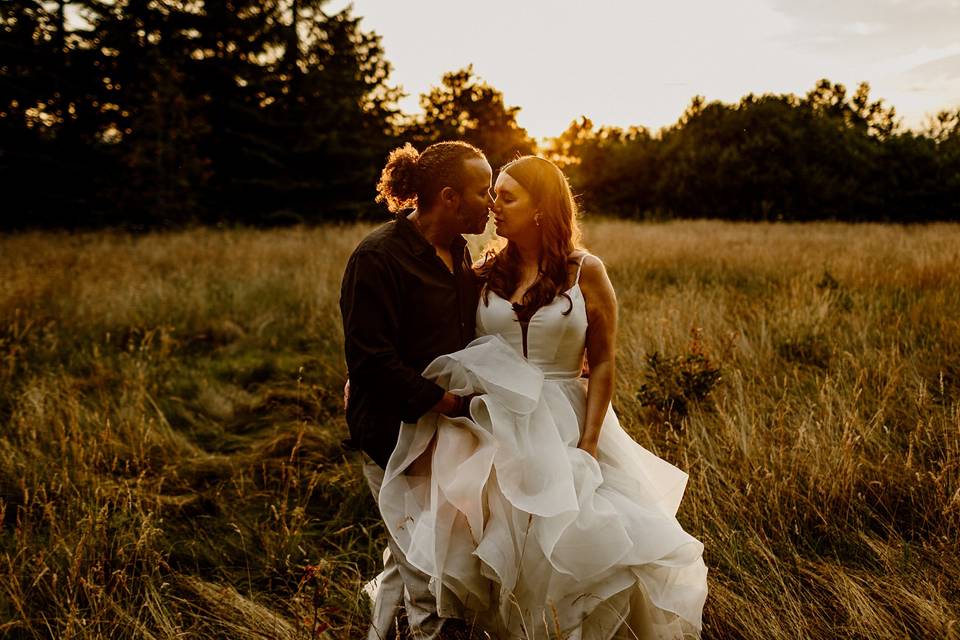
[376, 156, 707, 639]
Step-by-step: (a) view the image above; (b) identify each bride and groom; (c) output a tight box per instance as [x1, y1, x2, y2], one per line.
[340, 141, 707, 639]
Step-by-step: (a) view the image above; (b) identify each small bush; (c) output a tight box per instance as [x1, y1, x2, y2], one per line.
[636, 329, 722, 418]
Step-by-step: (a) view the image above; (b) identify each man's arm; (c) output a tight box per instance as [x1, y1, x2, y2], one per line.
[344, 375, 462, 415]
[340, 248, 449, 422]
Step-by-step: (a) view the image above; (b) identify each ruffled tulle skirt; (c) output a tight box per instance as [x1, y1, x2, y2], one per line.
[378, 335, 707, 639]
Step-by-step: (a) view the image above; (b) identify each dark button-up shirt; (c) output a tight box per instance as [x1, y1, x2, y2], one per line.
[339, 216, 479, 468]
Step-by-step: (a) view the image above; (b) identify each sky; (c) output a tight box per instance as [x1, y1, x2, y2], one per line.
[328, 0, 960, 140]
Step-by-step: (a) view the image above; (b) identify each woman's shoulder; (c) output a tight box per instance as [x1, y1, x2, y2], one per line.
[568, 250, 605, 275]
[569, 251, 614, 301]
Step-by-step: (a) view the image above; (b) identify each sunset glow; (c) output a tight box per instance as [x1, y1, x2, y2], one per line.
[331, 0, 960, 139]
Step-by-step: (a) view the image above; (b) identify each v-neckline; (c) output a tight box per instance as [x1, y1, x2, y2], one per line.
[491, 284, 581, 359]
[493, 283, 580, 319]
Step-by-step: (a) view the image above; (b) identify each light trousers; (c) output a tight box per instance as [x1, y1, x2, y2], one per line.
[364, 459, 446, 640]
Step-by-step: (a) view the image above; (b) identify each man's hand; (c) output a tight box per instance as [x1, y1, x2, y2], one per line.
[343, 379, 350, 412]
[432, 391, 461, 417]
[432, 392, 476, 418]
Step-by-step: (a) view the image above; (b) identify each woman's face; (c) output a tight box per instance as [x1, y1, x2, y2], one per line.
[492, 172, 538, 241]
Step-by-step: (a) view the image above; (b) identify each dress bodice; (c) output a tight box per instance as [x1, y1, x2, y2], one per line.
[476, 260, 588, 380]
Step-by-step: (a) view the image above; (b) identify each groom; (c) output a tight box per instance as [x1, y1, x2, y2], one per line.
[339, 140, 493, 639]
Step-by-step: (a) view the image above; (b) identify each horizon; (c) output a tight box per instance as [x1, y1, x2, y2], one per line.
[331, 0, 960, 140]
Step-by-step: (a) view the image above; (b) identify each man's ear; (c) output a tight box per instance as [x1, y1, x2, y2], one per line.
[439, 186, 460, 208]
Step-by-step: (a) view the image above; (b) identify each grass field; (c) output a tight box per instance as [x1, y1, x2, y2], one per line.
[0, 220, 958, 639]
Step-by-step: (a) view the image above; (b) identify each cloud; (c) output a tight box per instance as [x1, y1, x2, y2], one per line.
[905, 53, 960, 81]
[771, 0, 960, 55]
[871, 43, 960, 78]
[843, 22, 887, 36]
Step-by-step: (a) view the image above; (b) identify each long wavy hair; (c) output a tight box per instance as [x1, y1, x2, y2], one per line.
[480, 156, 583, 316]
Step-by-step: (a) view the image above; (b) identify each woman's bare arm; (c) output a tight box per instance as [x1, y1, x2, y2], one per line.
[577, 254, 618, 458]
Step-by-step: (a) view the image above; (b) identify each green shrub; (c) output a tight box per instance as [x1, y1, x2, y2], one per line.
[636, 330, 722, 418]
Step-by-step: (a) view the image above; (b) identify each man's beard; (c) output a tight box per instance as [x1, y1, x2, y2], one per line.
[456, 205, 487, 234]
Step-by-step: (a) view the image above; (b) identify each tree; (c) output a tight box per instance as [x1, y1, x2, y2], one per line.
[547, 118, 659, 217]
[79, 0, 216, 226]
[1, 0, 116, 228]
[805, 79, 899, 139]
[407, 66, 535, 170]
[919, 108, 960, 217]
[0, 0, 402, 229]
[654, 91, 887, 220]
[552, 80, 949, 222]
[263, 2, 401, 221]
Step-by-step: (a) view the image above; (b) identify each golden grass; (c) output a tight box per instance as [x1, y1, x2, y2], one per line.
[0, 220, 957, 638]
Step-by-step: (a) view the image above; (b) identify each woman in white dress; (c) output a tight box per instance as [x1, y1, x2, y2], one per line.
[377, 156, 707, 639]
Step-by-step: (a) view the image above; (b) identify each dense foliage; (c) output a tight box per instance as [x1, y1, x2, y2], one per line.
[2, 2, 959, 228]
[406, 66, 535, 171]
[552, 82, 960, 221]
[2, 0, 401, 227]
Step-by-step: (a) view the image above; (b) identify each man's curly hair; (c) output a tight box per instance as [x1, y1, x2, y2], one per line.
[375, 141, 485, 213]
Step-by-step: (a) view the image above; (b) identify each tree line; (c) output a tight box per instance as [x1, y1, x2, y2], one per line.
[552, 83, 960, 222]
[2, 1, 958, 229]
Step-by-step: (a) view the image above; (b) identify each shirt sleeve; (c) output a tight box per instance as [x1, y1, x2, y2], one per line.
[339, 248, 445, 423]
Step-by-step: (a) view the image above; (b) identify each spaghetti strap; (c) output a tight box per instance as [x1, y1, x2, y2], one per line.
[574, 253, 589, 285]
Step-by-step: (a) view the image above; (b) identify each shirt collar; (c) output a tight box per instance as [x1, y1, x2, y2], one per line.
[396, 214, 467, 256]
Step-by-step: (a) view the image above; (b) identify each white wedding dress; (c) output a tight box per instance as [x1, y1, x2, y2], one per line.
[377, 262, 708, 639]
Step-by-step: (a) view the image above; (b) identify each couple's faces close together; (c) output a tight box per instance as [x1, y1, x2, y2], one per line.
[452, 157, 538, 241]
[491, 172, 538, 242]
[452, 158, 494, 235]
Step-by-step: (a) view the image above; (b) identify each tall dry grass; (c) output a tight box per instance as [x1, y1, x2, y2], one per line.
[0, 220, 957, 639]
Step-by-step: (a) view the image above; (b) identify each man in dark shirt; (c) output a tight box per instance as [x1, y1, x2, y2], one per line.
[339, 218, 480, 467]
[340, 141, 492, 640]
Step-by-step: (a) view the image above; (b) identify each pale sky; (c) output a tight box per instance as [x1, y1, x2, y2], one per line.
[329, 0, 960, 140]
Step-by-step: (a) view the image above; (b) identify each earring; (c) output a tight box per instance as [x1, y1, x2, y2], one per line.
[534, 212, 541, 227]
